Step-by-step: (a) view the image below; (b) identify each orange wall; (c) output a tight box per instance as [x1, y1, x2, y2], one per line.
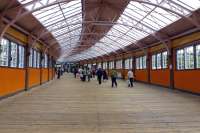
[174, 70, 200, 94]
[124, 69, 128, 79]
[135, 70, 148, 82]
[0, 68, 25, 96]
[49, 69, 53, 80]
[28, 68, 40, 88]
[42, 68, 49, 83]
[150, 69, 170, 87]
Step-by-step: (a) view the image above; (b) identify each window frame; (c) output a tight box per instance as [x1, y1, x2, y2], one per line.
[151, 51, 168, 70]
[0, 38, 26, 69]
[175, 41, 200, 71]
[136, 55, 147, 70]
[0, 38, 10, 67]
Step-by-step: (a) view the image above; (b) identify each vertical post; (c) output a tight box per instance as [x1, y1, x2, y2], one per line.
[147, 50, 151, 84]
[169, 46, 174, 89]
[122, 55, 125, 79]
[48, 54, 50, 81]
[24, 35, 31, 91]
[132, 55, 135, 75]
[40, 53, 43, 85]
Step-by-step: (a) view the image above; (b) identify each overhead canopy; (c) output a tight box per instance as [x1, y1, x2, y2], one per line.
[16, 0, 200, 62]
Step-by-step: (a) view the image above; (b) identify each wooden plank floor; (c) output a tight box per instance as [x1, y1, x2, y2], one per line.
[0, 74, 200, 133]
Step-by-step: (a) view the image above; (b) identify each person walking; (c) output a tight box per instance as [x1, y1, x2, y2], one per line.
[86, 68, 91, 82]
[127, 69, 134, 87]
[57, 68, 61, 79]
[102, 69, 108, 82]
[96, 68, 103, 85]
[82, 68, 87, 81]
[111, 69, 118, 88]
[74, 68, 78, 78]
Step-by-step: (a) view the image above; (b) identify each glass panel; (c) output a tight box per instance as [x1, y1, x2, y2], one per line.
[0, 39, 9, 66]
[103, 62, 107, 69]
[116, 60, 122, 69]
[125, 59, 129, 69]
[162, 51, 168, 69]
[37, 52, 40, 68]
[129, 58, 133, 69]
[184, 46, 194, 69]
[177, 49, 184, 70]
[196, 45, 200, 68]
[44, 54, 48, 68]
[10, 42, 18, 67]
[29, 49, 33, 67]
[136, 58, 140, 70]
[33, 50, 37, 68]
[152, 54, 156, 70]
[157, 53, 161, 69]
[143, 56, 146, 69]
[19, 46, 24, 68]
[139, 57, 143, 69]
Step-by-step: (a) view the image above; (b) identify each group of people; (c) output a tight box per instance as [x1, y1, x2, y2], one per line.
[55, 67, 65, 79]
[73, 66, 135, 88]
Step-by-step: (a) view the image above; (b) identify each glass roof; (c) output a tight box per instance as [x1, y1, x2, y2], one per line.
[17, 0, 200, 62]
[18, 0, 82, 57]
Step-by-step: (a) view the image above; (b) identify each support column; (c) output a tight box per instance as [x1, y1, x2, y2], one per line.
[147, 50, 151, 84]
[48, 55, 50, 81]
[40, 53, 43, 85]
[122, 56, 125, 79]
[24, 35, 32, 91]
[169, 46, 174, 89]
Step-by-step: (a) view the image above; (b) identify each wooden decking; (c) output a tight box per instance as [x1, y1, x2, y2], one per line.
[0, 74, 200, 133]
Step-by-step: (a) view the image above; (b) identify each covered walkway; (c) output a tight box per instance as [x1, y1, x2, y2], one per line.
[0, 74, 200, 133]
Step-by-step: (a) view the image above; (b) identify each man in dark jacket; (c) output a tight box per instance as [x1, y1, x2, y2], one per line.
[96, 68, 103, 85]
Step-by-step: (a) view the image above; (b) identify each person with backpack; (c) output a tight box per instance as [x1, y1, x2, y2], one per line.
[111, 69, 118, 88]
[96, 68, 103, 85]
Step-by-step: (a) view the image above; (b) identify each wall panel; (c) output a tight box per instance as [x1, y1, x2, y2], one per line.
[150, 69, 170, 87]
[135, 70, 148, 82]
[28, 68, 40, 88]
[0, 68, 25, 96]
[42, 68, 49, 83]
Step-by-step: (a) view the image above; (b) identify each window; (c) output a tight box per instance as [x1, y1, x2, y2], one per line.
[157, 53, 161, 69]
[29, 49, 33, 67]
[0, 39, 9, 66]
[176, 45, 196, 70]
[177, 49, 184, 70]
[10, 42, 18, 67]
[125, 59, 129, 69]
[142, 56, 147, 69]
[97, 62, 101, 69]
[109, 61, 114, 69]
[129, 58, 133, 69]
[184, 46, 194, 69]
[162, 51, 168, 69]
[152, 51, 168, 70]
[116, 60, 122, 69]
[196, 45, 200, 68]
[103, 62, 107, 69]
[136, 56, 146, 70]
[18, 45, 24, 68]
[152, 55, 156, 70]
[44, 54, 48, 68]
[136, 58, 139, 69]
[37, 52, 40, 68]
[33, 50, 37, 68]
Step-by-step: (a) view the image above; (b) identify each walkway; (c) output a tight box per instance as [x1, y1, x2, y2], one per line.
[0, 74, 200, 133]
